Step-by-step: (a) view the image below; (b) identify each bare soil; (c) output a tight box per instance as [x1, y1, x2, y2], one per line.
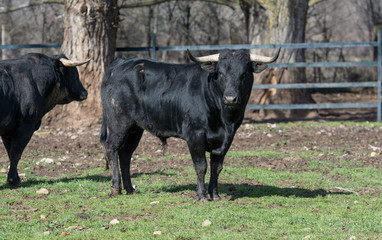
[0, 92, 381, 182]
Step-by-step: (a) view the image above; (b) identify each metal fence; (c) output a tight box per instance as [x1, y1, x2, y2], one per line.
[1, 30, 381, 121]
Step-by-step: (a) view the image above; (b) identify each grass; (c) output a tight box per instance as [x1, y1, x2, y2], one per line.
[0, 122, 382, 239]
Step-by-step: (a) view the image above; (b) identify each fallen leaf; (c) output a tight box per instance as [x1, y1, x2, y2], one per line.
[43, 231, 50, 235]
[0, 168, 7, 173]
[66, 226, 84, 231]
[61, 232, 70, 236]
[150, 201, 160, 205]
[36, 188, 49, 195]
[202, 220, 212, 227]
[153, 231, 162, 235]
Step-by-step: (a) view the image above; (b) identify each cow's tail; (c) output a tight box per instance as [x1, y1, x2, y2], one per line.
[100, 116, 107, 145]
[100, 113, 110, 170]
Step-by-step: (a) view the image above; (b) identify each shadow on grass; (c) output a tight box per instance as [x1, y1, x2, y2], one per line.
[0, 174, 110, 190]
[161, 183, 350, 200]
[0, 174, 350, 199]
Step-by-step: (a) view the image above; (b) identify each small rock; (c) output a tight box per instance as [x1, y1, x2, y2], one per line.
[36, 188, 49, 195]
[202, 220, 212, 227]
[153, 231, 162, 235]
[40, 215, 46, 219]
[38, 158, 54, 165]
[371, 152, 377, 157]
[70, 135, 78, 140]
[109, 219, 120, 225]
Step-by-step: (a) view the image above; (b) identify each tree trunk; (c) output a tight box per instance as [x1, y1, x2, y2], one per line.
[44, 0, 118, 127]
[248, 0, 317, 120]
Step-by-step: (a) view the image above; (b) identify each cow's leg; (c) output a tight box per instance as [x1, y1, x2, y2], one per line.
[3, 125, 35, 187]
[187, 133, 208, 201]
[209, 154, 225, 200]
[119, 126, 143, 194]
[103, 119, 136, 196]
[103, 130, 125, 196]
[105, 144, 121, 196]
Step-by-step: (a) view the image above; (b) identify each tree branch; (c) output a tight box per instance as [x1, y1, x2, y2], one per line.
[0, 0, 64, 14]
[119, 0, 239, 9]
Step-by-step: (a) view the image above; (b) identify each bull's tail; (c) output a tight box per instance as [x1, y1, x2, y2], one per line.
[100, 116, 107, 145]
[100, 113, 110, 170]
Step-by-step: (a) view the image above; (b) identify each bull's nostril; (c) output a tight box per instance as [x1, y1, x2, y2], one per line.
[224, 95, 238, 105]
[80, 92, 88, 100]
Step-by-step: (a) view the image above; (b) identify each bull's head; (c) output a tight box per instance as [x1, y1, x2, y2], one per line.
[187, 48, 280, 107]
[54, 55, 90, 104]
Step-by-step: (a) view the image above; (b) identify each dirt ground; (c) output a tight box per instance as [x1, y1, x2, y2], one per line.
[0, 92, 381, 182]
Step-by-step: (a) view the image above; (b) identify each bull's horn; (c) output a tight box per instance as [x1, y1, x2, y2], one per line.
[187, 49, 219, 63]
[250, 48, 280, 63]
[59, 58, 91, 67]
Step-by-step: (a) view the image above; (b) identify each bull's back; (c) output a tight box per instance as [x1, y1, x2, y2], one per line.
[102, 57, 206, 137]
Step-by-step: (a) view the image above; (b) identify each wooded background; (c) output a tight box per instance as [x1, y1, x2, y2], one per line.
[0, 0, 381, 126]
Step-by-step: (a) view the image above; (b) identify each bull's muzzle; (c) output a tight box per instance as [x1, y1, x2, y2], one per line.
[223, 95, 239, 106]
[79, 91, 88, 101]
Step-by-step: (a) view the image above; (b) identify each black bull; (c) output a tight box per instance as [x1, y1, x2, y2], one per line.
[0, 53, 89, 187]
[100, 49, 280, 200]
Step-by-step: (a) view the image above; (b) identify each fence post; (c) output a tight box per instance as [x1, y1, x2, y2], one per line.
[378, 29, 382, 122]
[152, 32, 156, 61]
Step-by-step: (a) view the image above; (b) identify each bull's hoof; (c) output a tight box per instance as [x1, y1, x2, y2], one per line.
[109, 187, 121, 197]
[210, 196, 221, 201]
[7, 177, 21, 188]
[198, 194, 209, 202]
[126, 187, 136, 195]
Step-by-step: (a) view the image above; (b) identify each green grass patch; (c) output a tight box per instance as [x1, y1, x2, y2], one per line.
[0, 122, 381, 239]
[0, 159, 381, 239]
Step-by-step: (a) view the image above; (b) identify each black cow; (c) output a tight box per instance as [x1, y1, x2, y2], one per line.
[0, 53, 89, 187]
[100, 48, 279, 200]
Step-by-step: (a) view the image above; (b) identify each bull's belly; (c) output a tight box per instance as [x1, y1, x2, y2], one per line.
[0, 111, 15, 135]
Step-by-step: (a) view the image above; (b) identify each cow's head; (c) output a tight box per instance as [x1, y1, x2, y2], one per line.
[53, 55, 90, 104]
[187, 48, 280, 107]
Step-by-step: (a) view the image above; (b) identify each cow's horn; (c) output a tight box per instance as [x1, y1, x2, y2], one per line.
[250, 48, 280, 63]
[187, 49, 220, 63]
[59, 58, 91, 67]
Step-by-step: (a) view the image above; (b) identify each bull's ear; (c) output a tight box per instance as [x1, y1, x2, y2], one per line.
[200, 62, 217, 73]
[252, 63, 268, 73]
[54, 59, 65, 75]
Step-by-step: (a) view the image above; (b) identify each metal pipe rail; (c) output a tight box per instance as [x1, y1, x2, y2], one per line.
[1, 30, 381, 121]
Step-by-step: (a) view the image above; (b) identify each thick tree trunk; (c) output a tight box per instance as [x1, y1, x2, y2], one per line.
[44, 0, 118, 127]
[248, 0, 317, 120]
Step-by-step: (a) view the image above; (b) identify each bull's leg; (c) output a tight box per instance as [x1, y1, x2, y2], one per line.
[119, 126, 143, 194]
[105, 145, 122, 196]
[187, 134, 208, 201]
[103, 131, 125, 196]
[209, 154, 225, 200]
[3, 125, 35, 187]
[103, 120, 137, 196]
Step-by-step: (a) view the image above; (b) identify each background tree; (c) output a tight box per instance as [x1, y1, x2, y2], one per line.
[47, 0, 119, 127]
[239, 0, 316, 119]
[1, 0, 381, 124]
